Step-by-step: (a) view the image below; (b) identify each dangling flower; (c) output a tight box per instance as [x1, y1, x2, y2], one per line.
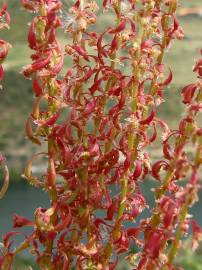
[13, 214, 34, 228]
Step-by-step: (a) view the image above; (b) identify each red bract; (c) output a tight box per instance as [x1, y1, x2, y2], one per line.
[181, 83, 197, 104]
[152, 160, 169, 181]
[144, 230, 165, 259]
[1, 0, 202, 270]
[13, 214, 33, 228]
[0, 3, 10, 28]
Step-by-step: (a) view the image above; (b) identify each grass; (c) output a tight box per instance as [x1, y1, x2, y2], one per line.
[181, 0, 201, 7]
[13, 255, 39, 270]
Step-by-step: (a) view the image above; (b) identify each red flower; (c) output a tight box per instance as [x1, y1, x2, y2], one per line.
[144, 230, 164, 259]
[13, 214, 33, 228]
[181, 84, 197, 104]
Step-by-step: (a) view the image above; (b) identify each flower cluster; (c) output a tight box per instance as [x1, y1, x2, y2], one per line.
[137, 51, 202, 269]
[0, 0, 202, 270]
[0, 3, 10, 199]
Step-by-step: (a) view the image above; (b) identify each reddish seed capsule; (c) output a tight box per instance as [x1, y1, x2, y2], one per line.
[133, 160, 142, 181]
[140, 109, 155, 125]
[109, 19, 126, 34]
[181, 83, 197, 104]
[47, 158, 56, 187]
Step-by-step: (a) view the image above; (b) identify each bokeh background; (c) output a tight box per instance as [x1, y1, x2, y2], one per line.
[0, 0, 202, 269]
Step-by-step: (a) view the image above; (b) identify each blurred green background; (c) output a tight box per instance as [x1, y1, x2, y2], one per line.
[0, 0, 202, 269]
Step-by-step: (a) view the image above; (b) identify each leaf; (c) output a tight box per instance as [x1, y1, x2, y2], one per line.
[83, 99, 97, 116]
[55, 211, 72, 232]
[89, 142, 100, 156]
[23, 152, 45, 187]
[110, 34, 118, 53]
[181, 83, 197, 104]
[149, 123, 157, 143]
[140, 109, 155, 125]
[105, 200, 117, 221]
[32, 78, 43, 97]
[163, 142, 172, 160]
[72, 45, 89, 61]
[36, 110, 61, 126]
[25, 117, 41, 145]
[28, 21, 36, 49]
[123, 152, 131, 171]
[133, 160, 142, 181]
[89, 78, 102, 95]
[158, 67, 173, 86]
[3, 232, 21, 249]
[144, 230, 164, 258]
[152, 160, 169, 181]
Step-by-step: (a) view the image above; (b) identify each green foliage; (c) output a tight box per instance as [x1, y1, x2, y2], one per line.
[13, 256, 39, 270]
[175, 243, 202, 270]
